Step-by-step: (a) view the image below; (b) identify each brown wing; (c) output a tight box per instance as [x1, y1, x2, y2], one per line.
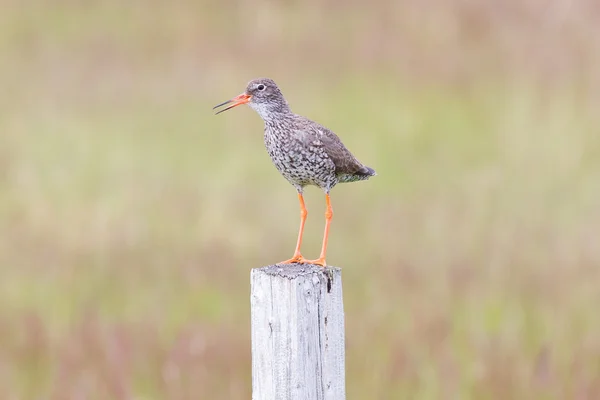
[317, 126, 371, 176]
[293, 116, 375, 179]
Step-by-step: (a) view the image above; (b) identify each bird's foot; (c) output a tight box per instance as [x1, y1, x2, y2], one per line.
[303, 257, 326, 267]
[278, 254, 310, 265]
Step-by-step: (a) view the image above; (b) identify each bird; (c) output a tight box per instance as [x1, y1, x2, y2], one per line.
[213, 78, 375, 266]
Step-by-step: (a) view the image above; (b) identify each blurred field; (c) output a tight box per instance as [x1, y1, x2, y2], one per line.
[1, 0, 600, 398]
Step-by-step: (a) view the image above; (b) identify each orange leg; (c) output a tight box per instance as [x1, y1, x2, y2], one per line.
[279, 193, 310, 264]
[306, 193, 333, 267]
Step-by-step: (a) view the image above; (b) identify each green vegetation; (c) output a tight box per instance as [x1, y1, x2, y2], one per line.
[1, 0, 599, 398]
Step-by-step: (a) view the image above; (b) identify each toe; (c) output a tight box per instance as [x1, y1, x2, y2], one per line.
[305, 258, 326, 267]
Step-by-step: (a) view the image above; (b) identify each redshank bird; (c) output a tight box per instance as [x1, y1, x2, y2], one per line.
[213, 78, 375, 266]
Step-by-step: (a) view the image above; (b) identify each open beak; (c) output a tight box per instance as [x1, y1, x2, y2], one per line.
[213, 93, 251, 115]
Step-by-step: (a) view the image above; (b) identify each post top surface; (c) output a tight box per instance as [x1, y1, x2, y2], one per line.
[254, 264, 341, 279]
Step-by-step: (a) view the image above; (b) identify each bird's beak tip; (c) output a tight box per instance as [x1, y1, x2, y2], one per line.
[212, 101, 230, 110]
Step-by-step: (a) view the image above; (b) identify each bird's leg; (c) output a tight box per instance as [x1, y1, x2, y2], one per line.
[306, 193, 332, 267]
[278, 192, 309, 264]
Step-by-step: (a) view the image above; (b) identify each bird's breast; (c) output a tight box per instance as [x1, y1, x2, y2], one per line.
[263, 128, 336, 189]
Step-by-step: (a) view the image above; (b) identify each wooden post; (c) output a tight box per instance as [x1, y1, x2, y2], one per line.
[250, 264, 346, 400]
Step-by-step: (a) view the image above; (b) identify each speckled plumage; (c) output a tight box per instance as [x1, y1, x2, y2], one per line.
[244, 78, 376, 194]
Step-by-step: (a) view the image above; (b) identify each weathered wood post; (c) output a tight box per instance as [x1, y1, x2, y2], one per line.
[250, 264, 345, 400]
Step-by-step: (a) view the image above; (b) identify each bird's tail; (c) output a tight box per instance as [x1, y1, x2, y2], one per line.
[338, 165, 376, 183]
[360, 165, 376, 177]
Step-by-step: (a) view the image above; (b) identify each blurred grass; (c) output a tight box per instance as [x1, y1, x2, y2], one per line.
[1, 0, 600, 398]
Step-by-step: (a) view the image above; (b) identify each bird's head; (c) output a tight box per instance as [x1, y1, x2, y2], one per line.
[213, 78, 290, 118]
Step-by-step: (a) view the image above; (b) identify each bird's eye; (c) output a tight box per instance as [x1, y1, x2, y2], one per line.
[257, 84, 266, 91]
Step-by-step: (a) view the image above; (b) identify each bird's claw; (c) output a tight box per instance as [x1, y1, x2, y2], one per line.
[277, 256, 326, 267]
[303, 258, 326, 267]
[278, 255, 309, 265]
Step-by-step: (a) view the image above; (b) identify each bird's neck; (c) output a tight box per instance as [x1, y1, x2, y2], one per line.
[250, 102, 293, 122]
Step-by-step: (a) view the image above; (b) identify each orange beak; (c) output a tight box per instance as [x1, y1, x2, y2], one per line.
[213, 93, 251, 115]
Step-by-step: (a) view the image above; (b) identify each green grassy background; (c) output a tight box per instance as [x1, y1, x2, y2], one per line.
[1, 0, 600, 398]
